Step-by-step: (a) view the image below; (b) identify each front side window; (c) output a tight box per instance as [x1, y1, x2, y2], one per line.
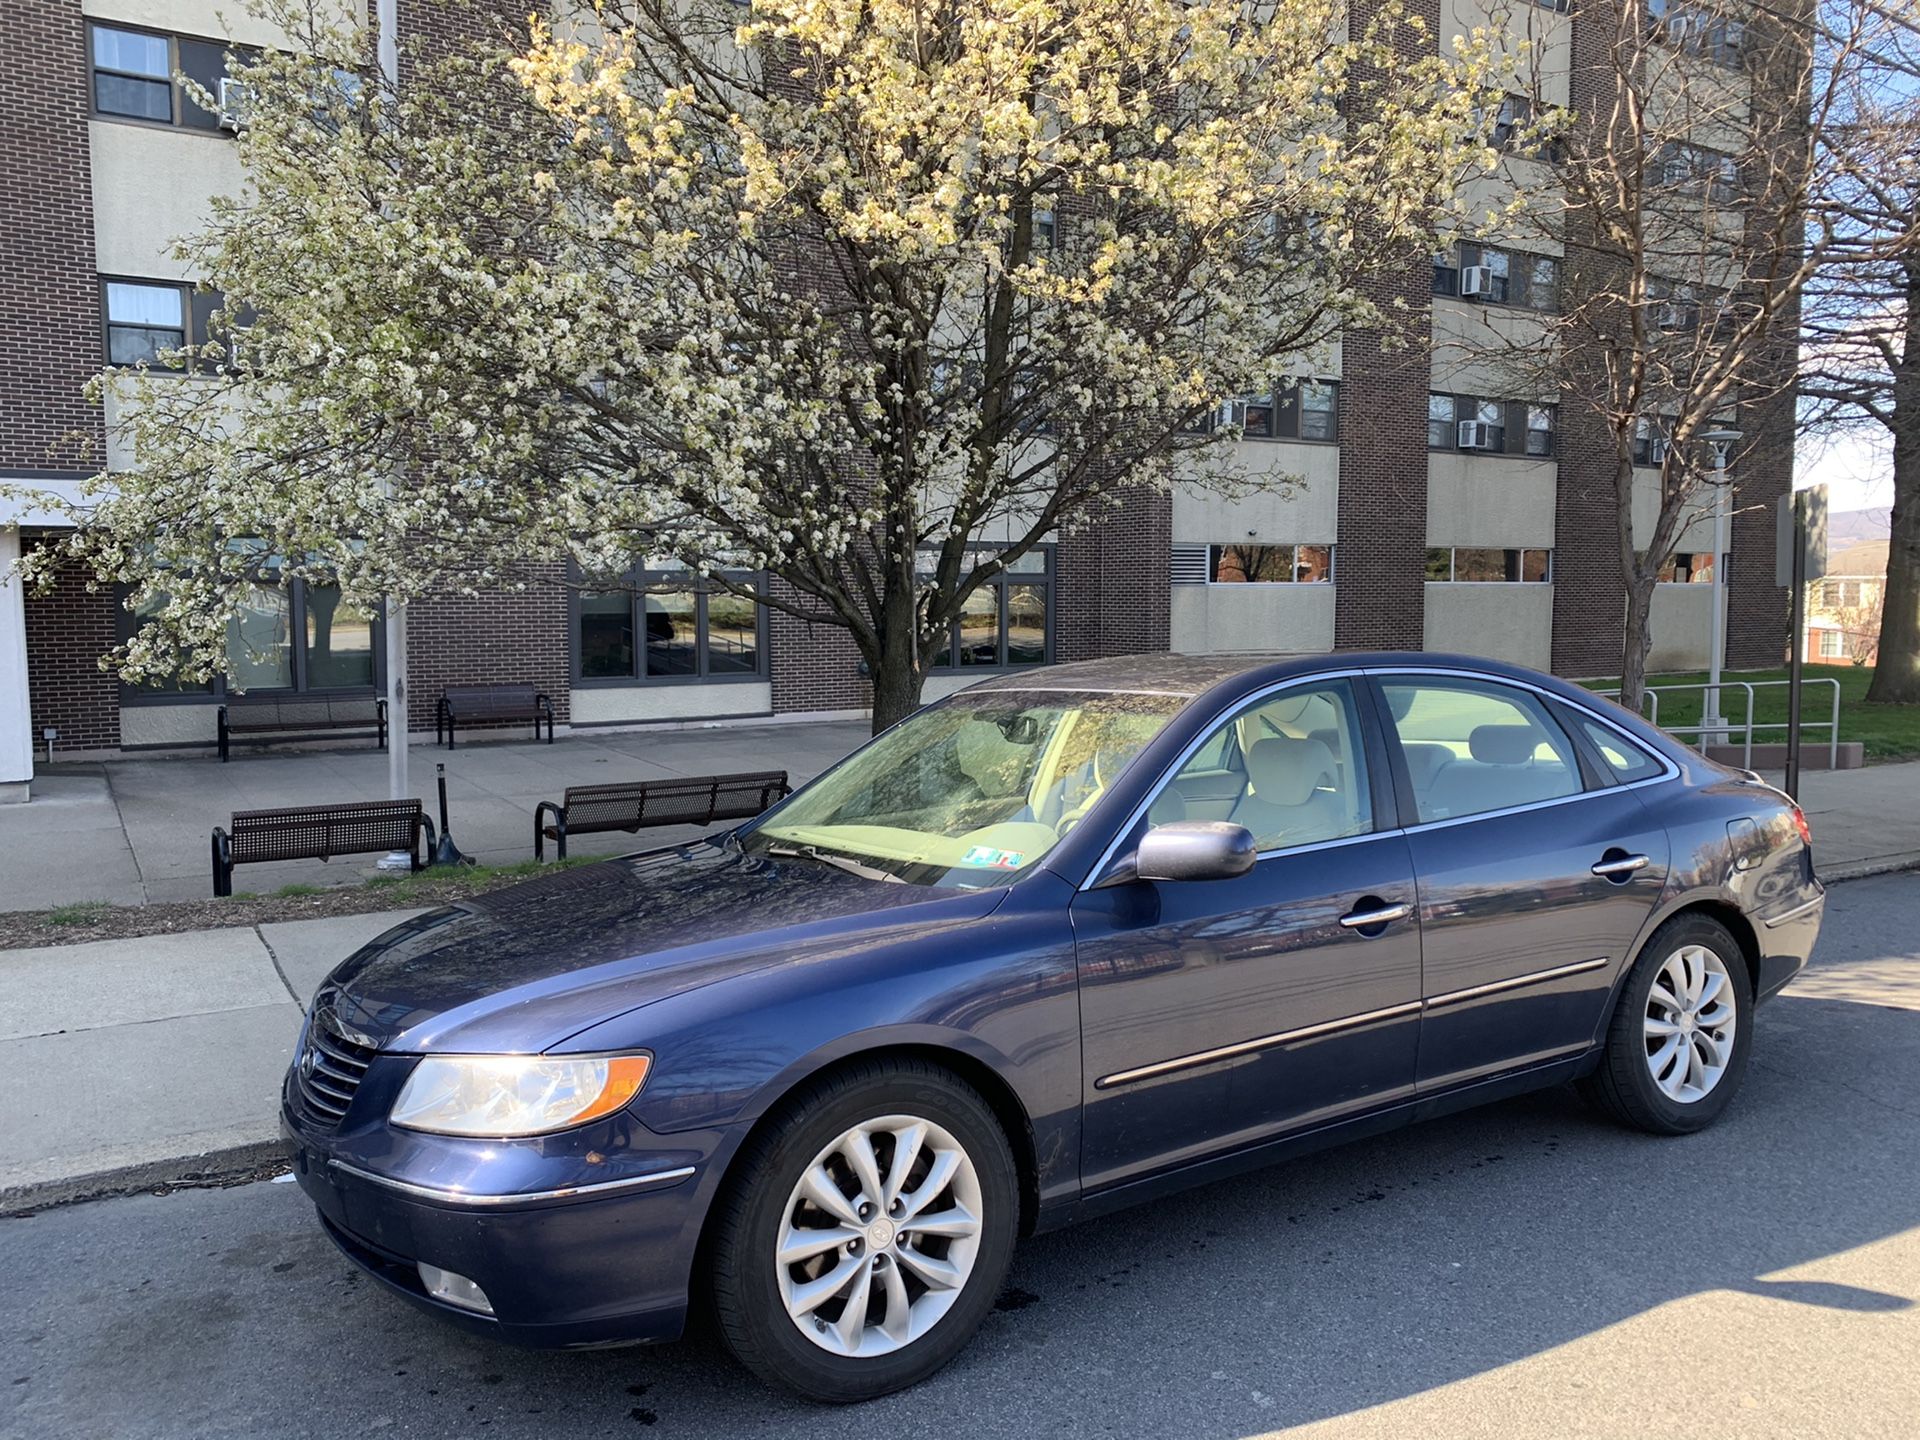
[575, 570, 764, 683]
[745, 692, 1187, 886]
[1379, 678, 1582, 823]
[1160, 681, 1373, 852]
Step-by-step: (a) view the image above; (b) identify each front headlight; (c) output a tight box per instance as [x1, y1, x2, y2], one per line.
[390, 1053, 651, 1137]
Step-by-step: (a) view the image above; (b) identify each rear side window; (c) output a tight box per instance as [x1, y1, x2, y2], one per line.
[1379, 678, 1582, 823]
[1571, 713, 1665, 782]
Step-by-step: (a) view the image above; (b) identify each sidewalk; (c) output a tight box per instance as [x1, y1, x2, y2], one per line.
[0, 909, 420, 1211]
[0, 720, 869, 910]
[1, 753, 1916, 1213]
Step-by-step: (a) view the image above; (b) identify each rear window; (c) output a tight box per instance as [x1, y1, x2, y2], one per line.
[1571, 713, 1665, 782]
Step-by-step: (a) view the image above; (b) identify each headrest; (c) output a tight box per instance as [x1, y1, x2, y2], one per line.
[1469, 724, 1542, 766]
[954, 720, 1026, 797]
[1245, 736, 1335, 808]
[1307, 726, 1343, 758]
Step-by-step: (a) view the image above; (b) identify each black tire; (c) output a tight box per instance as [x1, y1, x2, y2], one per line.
[708, 1057, 1019, 1402]
[1580, 913, 1754, 1135]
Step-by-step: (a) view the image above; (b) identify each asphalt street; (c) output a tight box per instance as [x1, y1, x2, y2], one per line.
[4, 872, 1917, 1440]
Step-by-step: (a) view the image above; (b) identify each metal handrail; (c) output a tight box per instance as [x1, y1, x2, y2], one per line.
[1589, 678, 1840, 768]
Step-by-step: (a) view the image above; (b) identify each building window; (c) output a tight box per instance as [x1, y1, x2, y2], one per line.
[1213, 381, 1340, 443]
[89, 22, 246, 132]
[1656, 142, 1741, 205]
[1426, 548, 1552, 583]
[122, 572, 379, 699]
[1647, 0, 1746, 65]
[1820, 578, 1865, 609]
[1206, 543, 1335, 583]
[1817, 629, 1845, 659]
[927, 550, 1052, 669]
[1429, 393, 1556, 457]
[101, 279, 241, 370]
[574, 569, 766, 683]
[1439, 242, 1560, 310]
[1659, 552, 1715, 583]
[1633, 416, 1673, 467]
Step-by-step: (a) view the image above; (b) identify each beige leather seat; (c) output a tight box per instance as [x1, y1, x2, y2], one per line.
[1227, 736, 1347, 849]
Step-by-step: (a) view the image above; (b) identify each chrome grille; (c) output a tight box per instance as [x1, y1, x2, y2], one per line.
[295, 1009, 377, 1129]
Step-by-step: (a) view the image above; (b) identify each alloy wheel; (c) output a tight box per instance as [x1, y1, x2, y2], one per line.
[1643, 943, 1738, 1104]
[775, 1113, 984, 1358]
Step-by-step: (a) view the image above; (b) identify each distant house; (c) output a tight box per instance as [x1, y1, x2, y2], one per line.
[1805, 538, 1888, 665]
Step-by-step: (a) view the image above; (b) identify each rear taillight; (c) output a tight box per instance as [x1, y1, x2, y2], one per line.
[1791, 806, 1812, 847]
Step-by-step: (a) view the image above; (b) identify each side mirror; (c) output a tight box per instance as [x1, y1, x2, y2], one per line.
[1133, 821, 1257, 883]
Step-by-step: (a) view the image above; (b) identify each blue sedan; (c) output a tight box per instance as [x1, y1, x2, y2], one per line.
[283, 652, 1824, 1401]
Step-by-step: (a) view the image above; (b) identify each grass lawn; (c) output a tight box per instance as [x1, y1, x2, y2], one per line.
[1576, 665, 1920, 763]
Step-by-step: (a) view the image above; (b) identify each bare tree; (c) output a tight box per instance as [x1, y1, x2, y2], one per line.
[1450, 0, 1904, 709]
[1799, 2, 1920, 701]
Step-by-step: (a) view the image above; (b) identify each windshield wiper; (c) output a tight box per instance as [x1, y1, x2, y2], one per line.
[765, 843, 905, 884]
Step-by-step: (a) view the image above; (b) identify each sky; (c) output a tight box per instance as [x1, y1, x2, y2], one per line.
[1796, 421, 1892, 514]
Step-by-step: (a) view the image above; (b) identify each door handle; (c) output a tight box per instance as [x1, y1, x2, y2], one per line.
[1591, 853, 1650, 878]
[1339, 902, 1412, 930]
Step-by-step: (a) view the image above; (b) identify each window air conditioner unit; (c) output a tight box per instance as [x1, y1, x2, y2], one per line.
[1657, 302, 1693, 331]
[1456, 420, 1500, 451]
[217, 77, 250, 129]
[1458, 265, 1496, 299]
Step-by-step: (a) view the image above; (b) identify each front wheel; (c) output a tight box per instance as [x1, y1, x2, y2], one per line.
[1580, 913, 1753, 1135]
[708, 1058, 1019, 1402]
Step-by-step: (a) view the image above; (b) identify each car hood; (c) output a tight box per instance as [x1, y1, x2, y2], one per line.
[318, 840, 1009, 1054]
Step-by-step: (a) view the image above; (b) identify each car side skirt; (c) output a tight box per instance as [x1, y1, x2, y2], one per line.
[1043, 1052, 1590, 1232]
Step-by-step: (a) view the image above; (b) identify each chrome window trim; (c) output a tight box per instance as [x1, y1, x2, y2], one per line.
[1078, 665, 1682, 890]
[1423, 955, 1610, 1009]
[329, 1159, 697, 1207]
[1095, 1000, 1423, 1089]
[1096, 955, 1614, 1090]
[1077, 668, 1376, 891]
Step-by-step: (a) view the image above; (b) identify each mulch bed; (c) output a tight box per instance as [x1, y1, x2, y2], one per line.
[0, 874, 532, 953]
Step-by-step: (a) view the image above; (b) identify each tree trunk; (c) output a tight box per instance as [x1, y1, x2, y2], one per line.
[867, 587, 926, 734]
[1866, 272, 1920, 703]
[1618, 576, 1657, 714]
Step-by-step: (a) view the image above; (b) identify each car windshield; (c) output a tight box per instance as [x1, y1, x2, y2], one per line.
[745, 691, 1188, 887]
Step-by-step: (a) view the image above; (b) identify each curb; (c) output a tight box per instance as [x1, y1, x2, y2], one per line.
[1821, 854, 1920, 884]
[0, 1137, 291, 1218]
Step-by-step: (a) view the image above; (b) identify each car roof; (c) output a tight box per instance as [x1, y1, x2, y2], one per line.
[965, 651, 1587, 703]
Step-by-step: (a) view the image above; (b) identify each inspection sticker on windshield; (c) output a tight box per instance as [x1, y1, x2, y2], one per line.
[962, 846, 1025, 870]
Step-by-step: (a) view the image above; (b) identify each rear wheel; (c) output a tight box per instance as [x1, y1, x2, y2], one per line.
[1580, 913, 1752, 1135]
[709, 1058, 1018, 1402]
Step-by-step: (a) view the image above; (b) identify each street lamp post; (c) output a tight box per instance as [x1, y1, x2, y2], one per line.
[1699, 428, 1742, 747]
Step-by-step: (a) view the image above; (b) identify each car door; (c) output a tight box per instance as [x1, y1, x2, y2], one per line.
[1070, 676, 1424, 1193]
[1369, 671, 1671, 1092]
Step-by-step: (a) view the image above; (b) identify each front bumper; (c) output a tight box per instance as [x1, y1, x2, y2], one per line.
[284, 1094, 729, 1349]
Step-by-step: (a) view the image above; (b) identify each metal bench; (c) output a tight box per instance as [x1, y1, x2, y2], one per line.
[211, 799, 434, 896]
[217, 695, 388, 762]
[535, 771, 791, 861]
[436, 683, 556, 749]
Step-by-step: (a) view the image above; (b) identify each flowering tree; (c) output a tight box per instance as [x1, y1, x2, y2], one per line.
[12, 0, 1502, 730]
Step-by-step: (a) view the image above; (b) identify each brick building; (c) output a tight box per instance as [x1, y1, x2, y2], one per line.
[0, 0, 1792, 795]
